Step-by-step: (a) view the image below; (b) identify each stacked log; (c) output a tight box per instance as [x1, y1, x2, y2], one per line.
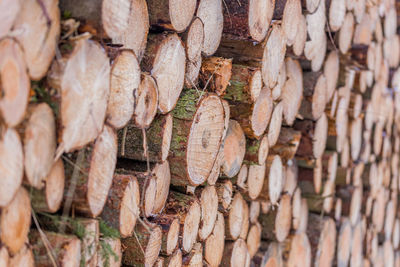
[2, 0, 400, 266]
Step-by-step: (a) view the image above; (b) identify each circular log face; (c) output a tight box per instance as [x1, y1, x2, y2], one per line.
[222, 120, 246, 177]
[146, 226, 162, 267]
[169, 0, 197, 32]
[287, 233, 312, 267]
[120, 178, 140, 237]
[197, 0, 223, 56]
[248, 0, 274, 42]
[182, 201, 201, 253]
[45, 159, 65, 213]
[187, 95, 225, 185]
[251, 88, 273, 138]
[186, 18, 205, 62]
[133, 74, 158, 128]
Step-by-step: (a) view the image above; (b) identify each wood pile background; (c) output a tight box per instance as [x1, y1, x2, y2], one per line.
[2, 0, 400, 266]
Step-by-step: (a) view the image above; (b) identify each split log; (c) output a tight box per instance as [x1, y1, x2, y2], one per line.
[222, 0, 274, 42]
[122, 223, 162, 266]
[106, 49, 141, 129]
[141, 33, 185, 114]
[204, 212, 225, 266]
[0, 128, 23, 207]
[13, 0, 60, 80]
[147, 0, 196, 32]
[30, 159, 65, 213]
[0, 188, 31, 255]
[196, 185, 218, 241]
[196, 0, 223, 56]
[169, 89, 225, 186]
[164, 191, 201, 253]
[30, 230, 81, 266]
[19, 103, 56, 189]
[259, 193, 292, 242]
[221, 120, 246, 177]
[59, 0, 149, 59]
[52, 38, 110, 156]
[199, 57, 232, 96]
[63, 125, 117, 218]
[0, 38, 30, 127]
[118, 114, 173, 163]
[100, 174, 140, 238]
[149, 214, 179, 256]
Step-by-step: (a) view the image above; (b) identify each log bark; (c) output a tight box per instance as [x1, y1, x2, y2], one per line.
[199, 57, 232, 96]
[269, 127, 302, 163]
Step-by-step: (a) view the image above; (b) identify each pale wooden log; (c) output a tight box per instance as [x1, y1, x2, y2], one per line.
[181, 17, 204, 63]
[249, 201, 260, 224]
[285, 232, 312, 267]
[19, 103, 56, 189]
[204, 212, 225, 267]
[122, 223, 162, 266]
[0, 0, 20, 38]
[12, 0, 59, 80]
[299, 72, 328, 121]
[163, 249, 182, 267]
[30, 159, 65, 213]
[259, 193, 292, 242]
[225, 192, 246, 240]
[353, 13, 372, 45]
[60, 0, 149, 59]
[222, 0, 274, 42]
[329, 0, 346, 31]
[164, 191, 200, 253]
[0, 38, 30, 127]
[247, 163, 266, 200]
[282, 58, 303, 125]
[267, 102, 283, 147]
[52, 38, 110, 156]
[337, 218, 352, 267]
[106, 49, 141, 130]
[182, 242, 203, 267]
[63, 125, 117, 218]
[307, 215, 336, 267]
[282, 0, 302, 46]
[148, 214, 179, 256]
[185, 55, 202, 88]
[199, 57, 232, 96]
[100, 174, 140, 238]
[258, 155, 283, 205]
[293, 14, 307, 56]
[0, 188, 31, 255]
[283, 160, 298, 196]
[147, 0, 196, 32]
[304, 0, 326, 71]
[338, 12, 355, 54]
[350, 220, 364, 267]
[221, 120, 246, 177]
[197, 0, 223, 56]
[324, 51, 340, 102]
[141, 33, 185, 114]
[30, 230, 81, 267]
[0, 246, 8, 267]
[247, 222, 262, 258]
[221, 239, 251, 267]
[0, 127, 23, 207]
[262, 24, 287, 88]
[169, 90, 225, 186]
[245, 135, 269, 165]
[239, 199, 250, 239]
[195, 185, 218, 241]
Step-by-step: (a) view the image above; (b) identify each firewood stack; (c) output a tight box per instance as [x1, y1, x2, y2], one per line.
[2, 0, 400, 266]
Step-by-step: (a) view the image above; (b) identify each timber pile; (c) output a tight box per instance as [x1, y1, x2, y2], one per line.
[2, 0, 400, 266]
